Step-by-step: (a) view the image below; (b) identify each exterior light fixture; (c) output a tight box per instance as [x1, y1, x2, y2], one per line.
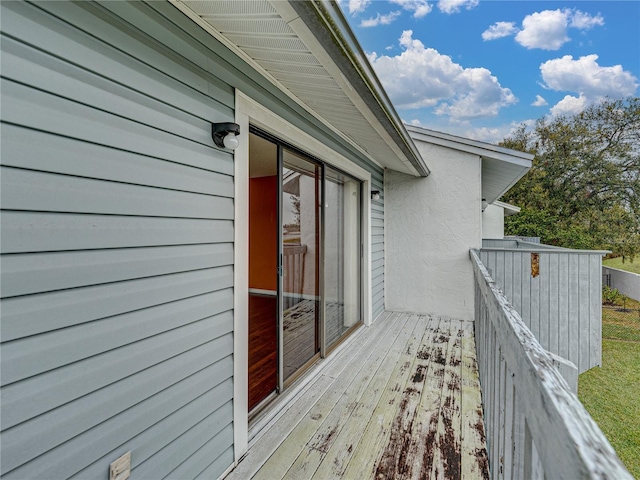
[371, 190, 381, 200]
[481, 199, 488, 212]
[212, 122, 240, 150]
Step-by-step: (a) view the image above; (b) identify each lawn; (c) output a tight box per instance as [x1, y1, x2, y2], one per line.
[603, 256, 640, 274]
[578, 339, 640, 478]
[602, 296, 640, 342]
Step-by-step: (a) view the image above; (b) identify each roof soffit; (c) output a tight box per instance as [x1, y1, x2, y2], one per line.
[172, 0, 428, 176]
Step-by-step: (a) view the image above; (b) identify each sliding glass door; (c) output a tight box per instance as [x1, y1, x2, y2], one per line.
[248, 128, 362, 412]
[324, 167, 362, 351]
[281, 149, 321, 382]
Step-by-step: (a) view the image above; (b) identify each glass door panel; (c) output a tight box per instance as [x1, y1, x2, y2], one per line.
[324, 167, 361, 350]
[281, 149, 321, 381]
[248, 132, 279, 410]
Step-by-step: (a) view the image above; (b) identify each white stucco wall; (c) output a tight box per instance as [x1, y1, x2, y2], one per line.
[385, 143, 482, 321]
[482, 204, 505, 239]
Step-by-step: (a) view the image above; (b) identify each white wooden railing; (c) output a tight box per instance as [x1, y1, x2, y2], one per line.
[470, 250, 631, 479]
[478, 240, 607, 374]
[283, 244, 307, 309]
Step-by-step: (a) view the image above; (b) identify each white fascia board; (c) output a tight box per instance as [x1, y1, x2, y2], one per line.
[275, 2, 425, 176]
[406, 125, 533, 168]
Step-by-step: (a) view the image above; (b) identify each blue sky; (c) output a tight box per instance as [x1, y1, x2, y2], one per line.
[338, 0, 640, 143]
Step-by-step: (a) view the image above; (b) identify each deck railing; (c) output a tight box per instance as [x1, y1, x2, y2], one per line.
[470, 249, 631, 479]
[283, 244, 307, 309]
[479, 240, 608, 373]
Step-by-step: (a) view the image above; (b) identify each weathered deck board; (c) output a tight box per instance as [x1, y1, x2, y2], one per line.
[460, 321, 490, 479]
[227, 312, 488, 480]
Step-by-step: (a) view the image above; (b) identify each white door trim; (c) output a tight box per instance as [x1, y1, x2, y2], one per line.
[233, 90, 373, 460]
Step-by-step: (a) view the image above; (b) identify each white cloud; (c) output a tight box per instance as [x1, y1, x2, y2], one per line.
[369, 30, 516, 120]
[515, 9, 569, 50]
[531, 95, 548, 107]
[541, 55, 638, 116]
[347, 0, 370, 14]
[541, 54, 638, 98]
[550, 94, 589, 117]
[360, 11, 401, 27]
[570, 10, 604, 29]
[482, 21, 518, 41]
[465, 119, 536, 144]
[437, 0, 479, 14]
[389, 0, 433, 18]
[465, 126, 505, 143]
[514, 9, 606, 50]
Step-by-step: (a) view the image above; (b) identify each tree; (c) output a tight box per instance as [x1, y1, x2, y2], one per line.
[501, 97, 640, 260]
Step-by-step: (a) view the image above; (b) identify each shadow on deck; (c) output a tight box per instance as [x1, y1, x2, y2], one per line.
[228, 311, 489, 480]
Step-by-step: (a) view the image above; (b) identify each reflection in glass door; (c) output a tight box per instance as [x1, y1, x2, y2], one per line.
[281, 149, 321, 382]
[248, 128, 363, 414]
[324, 167, 362, 351]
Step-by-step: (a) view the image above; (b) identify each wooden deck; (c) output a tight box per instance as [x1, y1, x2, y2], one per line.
[228, 312, 489, 480]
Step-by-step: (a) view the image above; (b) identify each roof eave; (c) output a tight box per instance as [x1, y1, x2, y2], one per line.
[292, 1, 430, 177]
[406, 124, 533, 204]
[405, 125, 534, 167]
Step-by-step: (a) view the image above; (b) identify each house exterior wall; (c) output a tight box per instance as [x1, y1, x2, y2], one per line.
[385, 143, 482, 321]
[0, 1, 385, 478]
[0, 2, 236, 478]
[482, 204, 505, 239]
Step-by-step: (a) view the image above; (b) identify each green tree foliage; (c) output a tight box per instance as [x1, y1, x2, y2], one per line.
[501, 97, 640, 260]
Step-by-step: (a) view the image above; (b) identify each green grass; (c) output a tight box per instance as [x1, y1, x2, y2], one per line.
[578, 339, 640, 477]
[602, 297, 640, 342]
[603, 256, 640, 274]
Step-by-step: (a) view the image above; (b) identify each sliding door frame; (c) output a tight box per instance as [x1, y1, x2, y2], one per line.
[234, 91, 374, 461]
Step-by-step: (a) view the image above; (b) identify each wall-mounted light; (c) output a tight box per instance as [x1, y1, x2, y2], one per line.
[481, 198, 488, 212]
[371, 190, 381, 200]
[212, 122, 240, 150]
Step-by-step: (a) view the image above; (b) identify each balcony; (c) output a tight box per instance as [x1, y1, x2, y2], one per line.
[228, 312, 490, 479]
[225, 251, 630, 479]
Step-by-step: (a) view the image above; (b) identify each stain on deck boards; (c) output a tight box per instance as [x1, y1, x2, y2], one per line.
[373, 324, 488, 480]
[229, 314, 489, 480]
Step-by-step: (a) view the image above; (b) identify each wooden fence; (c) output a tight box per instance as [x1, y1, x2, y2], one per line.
[479, 240, 607, 373]
[470, 250, 631, 479]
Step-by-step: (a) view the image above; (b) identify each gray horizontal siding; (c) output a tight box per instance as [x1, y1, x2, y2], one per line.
[1, 1, 236, 478]
[1, 2, 387, 480]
